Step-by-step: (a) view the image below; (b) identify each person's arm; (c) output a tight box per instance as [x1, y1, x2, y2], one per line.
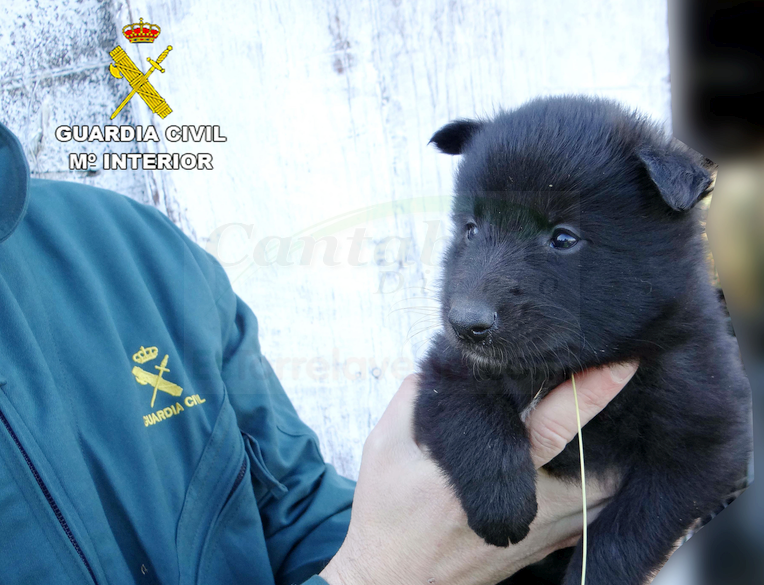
[321, 363, 637, 585]
[218, 291, 355, 585]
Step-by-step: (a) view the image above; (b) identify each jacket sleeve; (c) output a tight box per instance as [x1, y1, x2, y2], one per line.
[215, 270, 354, 585]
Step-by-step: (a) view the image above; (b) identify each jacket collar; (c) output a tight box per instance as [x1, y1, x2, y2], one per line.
[0, 122, 30, 243]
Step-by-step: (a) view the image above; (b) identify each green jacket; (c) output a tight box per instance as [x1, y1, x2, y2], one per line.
[0, 122, 352, 585]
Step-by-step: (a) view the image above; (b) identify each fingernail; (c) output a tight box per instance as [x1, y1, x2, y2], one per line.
[610, 361, 637, 383]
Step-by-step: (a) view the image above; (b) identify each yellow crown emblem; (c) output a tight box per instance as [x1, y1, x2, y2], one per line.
[122, 18, 161, 43]
[133, 346, 159, 364]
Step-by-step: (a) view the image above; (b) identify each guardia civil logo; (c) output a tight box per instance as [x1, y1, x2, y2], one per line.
[132, 346, 206, 427]
[57, 18, 227, 171]
[131, 346, 182, 408]
[108, 18, 173, 120]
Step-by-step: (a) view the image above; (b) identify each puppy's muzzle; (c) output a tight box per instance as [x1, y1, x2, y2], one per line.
[448, 298, 497, 342]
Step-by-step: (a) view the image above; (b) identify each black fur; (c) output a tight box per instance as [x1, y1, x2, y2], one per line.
[414, 96, 751, 585]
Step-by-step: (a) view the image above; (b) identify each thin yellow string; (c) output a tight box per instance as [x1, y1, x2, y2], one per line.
[571, 373, 587, 585]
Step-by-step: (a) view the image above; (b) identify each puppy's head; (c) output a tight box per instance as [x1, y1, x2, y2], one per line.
[430, 96, 714, 374]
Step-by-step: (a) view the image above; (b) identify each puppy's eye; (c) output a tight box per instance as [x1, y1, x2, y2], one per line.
[550, 228, 579, 250]
[465, 223, 479, 241]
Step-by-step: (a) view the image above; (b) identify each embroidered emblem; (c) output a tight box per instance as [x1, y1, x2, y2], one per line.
[133, 355, 183, 408]
[108, 18, 173, 120]
[132, 348, 183, 407]
[131, 345, 206, 427]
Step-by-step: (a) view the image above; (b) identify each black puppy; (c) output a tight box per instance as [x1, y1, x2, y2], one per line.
[414, 96, 751, 585]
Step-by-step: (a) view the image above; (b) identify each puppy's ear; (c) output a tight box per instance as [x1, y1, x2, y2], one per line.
[638, 144, 714, 211]
[701, 156, 718, 194]
[429, 119, 484, 155]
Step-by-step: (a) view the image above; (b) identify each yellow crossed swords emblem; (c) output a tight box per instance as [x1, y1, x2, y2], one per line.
[109, 45, 173, 119]
[131, 346, 183, 408]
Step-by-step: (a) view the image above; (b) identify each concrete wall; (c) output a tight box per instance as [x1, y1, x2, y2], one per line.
[0, 0, 671, 480]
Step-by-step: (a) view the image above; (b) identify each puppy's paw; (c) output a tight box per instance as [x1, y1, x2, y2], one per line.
[462, 480, 538, 547]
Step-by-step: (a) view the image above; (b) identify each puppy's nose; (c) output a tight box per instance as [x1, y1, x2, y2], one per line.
[448, 300, 496, 342]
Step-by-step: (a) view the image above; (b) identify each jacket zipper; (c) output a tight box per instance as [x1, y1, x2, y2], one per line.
[0, 407, 99, 585]
[224, 458, 248, 506]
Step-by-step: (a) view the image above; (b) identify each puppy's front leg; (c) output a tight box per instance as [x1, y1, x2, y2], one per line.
[414, 353, 537, 547]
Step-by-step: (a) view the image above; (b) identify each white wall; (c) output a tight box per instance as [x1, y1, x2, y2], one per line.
[0, 0, 670, 480]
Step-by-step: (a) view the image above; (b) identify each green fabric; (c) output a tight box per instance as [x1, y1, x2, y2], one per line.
[0, 122, 29, 243]
[0, 122, 353, 585]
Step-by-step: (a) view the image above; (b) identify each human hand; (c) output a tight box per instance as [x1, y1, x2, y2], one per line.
[320, 362, 638, 585]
